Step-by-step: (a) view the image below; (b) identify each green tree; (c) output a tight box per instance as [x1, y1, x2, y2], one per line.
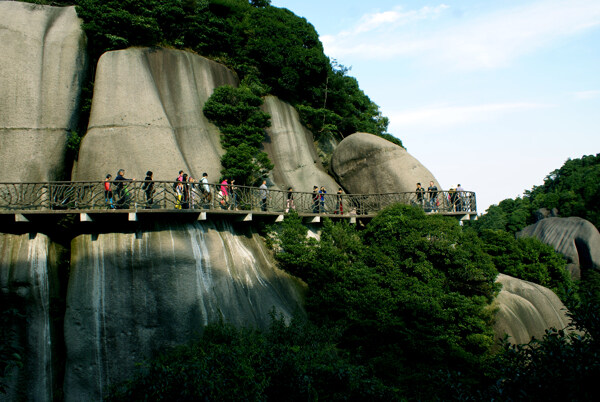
[203, 85, 273, 184]
[106, 316, 392, 401]
[478, 229, 571, 298]
[272, 206, 499, 397]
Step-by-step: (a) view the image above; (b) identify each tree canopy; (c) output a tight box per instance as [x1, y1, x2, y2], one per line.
[271, 206, 499, 397]
[203, 83, 273, 184]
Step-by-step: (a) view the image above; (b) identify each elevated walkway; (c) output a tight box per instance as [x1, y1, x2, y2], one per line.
[0, 181, 476, 229]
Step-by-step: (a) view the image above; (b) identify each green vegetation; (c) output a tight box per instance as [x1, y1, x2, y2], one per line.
[203, 83, 273, 184]
[476, 229, 572, 298]
[271, 206, 500, 397]
[106, 315, 392, 401]
[474, 154, 600, 234]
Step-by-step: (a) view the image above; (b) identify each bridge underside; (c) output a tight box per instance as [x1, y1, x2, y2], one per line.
[0, 208, 477, 233]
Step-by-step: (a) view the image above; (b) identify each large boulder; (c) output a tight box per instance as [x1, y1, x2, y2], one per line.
[330, 133, 440, 194]
[73, 48, 237, 182]
[493, 273, 572, 345]
[518, 217, 600, 280]
[0, 233, 64, 402]
[0, 2, 87, 181]
[63, 221, 305, 402]
[261, 96, 341, 192]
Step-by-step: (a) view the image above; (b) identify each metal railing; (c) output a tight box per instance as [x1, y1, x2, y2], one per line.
[0, 181, 476, 216]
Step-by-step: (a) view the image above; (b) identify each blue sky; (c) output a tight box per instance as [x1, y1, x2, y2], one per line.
[271, 0, 600, 214]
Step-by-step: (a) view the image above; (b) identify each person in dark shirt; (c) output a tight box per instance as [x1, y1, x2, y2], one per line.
[312, 186, 319, 213]
[427, 180, 438, 211]
[319, 186, 327, 213]
[141, 170, 154, 208]
[115, 169, 134, 208]
[415, 182, 425, 207]
[285, 187, 295, 213]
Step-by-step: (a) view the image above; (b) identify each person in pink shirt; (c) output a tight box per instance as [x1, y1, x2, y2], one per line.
[220, 179, 229, 209]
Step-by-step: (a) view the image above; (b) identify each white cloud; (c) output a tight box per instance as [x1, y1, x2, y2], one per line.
[572, 90, 600, 100]
[388, 102, 552, 129]
[353, 5, 449, 34]
[322, 0, 600, 70]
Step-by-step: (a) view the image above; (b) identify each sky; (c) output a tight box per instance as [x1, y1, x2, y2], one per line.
[270, 0, 600, 214]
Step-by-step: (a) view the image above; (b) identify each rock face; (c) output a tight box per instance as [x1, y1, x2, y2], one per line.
[330, 133, 440, 194]
[73, 48, 237, 182]
[0, 233, 63, 402]
[494, 274, 572, 345]
[518, 217, 600, 280]
[0, 2, 87, 182]
[63, 221, 305, 402]
[261, 96, 341, 192]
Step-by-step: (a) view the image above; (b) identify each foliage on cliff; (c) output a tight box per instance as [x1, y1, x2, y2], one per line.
[474, 154, 600, 233]
[272, 206, 499, 397]
[203, 83, 273, 184]
[476, 229, 572, 298]
[106, 315, 394, 401]
[27, 0, 400, 146]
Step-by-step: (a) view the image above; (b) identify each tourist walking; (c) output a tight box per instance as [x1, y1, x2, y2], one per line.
[141, 170, 154, 208]
[335, 187, 344, 214]
[285, 187, 295, 213]
[104, 174, 114, 209]
[115, 169, 134, 208]
[312, 186, 319, 213]
[230, 179, 238, 210]
[427, 180, 438, 211]
[415, 182, 425, 207]
[319, 186, 327, 213]
[201, 173, 211, 206]
[220, 178, 229, 209]
[259, 180, 268, 211]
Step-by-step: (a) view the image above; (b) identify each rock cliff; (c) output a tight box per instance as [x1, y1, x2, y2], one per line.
[261, 96, 341, 192]
[0, 233, 64, 402]
[494, 273, 572, 345]
[73, 48, 237, 182]
[0, 2, 87, 182]
[63, 222, 304, 401]
[331, 132, 441, 193]
[518, 217, 600, 280]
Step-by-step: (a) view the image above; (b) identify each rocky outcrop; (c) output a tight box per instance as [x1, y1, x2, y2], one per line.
[493, 273, 572, 345]
[518, 217, 600, 280]
[73, 48, 238, 182]
[0, 233, 64, 402]
[63, 221, 305, 402]
[261, 96, 340, 192]
[330, 133, 440, 194]
[0, 2, 87, 182]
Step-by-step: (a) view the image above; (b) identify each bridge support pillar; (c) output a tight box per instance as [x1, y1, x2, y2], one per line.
[234, 213, 252, 222]
[14, 214, 28, 222]
[128, 212, 137, 222]
[80, 213, 92, 222]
